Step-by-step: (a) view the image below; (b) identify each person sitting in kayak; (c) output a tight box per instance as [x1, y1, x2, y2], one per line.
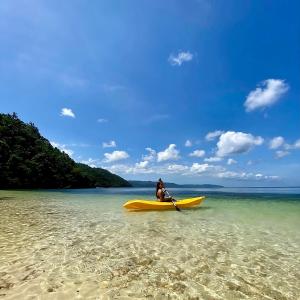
[156, 178, 174, 202]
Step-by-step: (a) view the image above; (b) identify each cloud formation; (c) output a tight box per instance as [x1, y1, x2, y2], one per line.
[135, 161, 149, 168]
[204, 157, 222, 162]
[97, 118, 108, 123]
[167, 164, 189, 173]
[217, 171, 279, 181]
[102, 140, 116, 148]
[227, 158, 237, 165]
[142, 147, 157, 161]
[50, 141, 74, 157]
[60, 108, 75, 118]
[105, 161, 278, 181]
[268, 137, 300, 158]
[104, 150, 129, 162]
[168, 51, 193, 66]
[205, 130, 224, 141]
[244, 79, 289, 112]
[216, 131, 264, 157]
[190, 163, 224, 175]
[294, 140, 300, 149]
[185, 140, 192, 147]
[157, 144, 180, 162]
[80, 158, 99, 168]
[275, 150, 290, 159]
[269, 136, 285, 149]
[189, 149, 205, 157]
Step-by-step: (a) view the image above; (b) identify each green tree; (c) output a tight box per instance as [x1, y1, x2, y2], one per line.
[0, 113, 131, 189]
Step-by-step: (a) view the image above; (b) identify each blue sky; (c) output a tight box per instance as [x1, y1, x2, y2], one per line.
[1, 0, 300, 186]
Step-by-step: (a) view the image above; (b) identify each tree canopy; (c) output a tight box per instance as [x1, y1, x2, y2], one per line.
[0, 113, 131, 189]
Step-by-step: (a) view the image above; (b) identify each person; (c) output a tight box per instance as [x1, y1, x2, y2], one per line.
[156, 178, 174, 202]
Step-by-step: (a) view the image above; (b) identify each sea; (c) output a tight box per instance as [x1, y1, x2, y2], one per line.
[0, 187, 299, 299]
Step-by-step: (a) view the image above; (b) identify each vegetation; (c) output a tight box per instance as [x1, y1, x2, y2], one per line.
[76, 163, 131, 188]
[0, 113, 131, 189]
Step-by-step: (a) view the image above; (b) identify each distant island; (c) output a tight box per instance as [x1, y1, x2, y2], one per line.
[0, 113, 131, 189]
[129, 180, 224, 188]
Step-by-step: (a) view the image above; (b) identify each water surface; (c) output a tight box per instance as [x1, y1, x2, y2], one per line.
[0, 188, 299, 299]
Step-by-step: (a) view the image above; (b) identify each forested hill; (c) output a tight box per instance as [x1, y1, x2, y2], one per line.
[0, 113, 131, 189]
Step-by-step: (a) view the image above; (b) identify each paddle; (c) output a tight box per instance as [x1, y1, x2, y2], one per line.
[164, 188, 181, 212]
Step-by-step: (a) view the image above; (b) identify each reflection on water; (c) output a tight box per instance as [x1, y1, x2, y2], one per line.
[0, 189, 299, 299]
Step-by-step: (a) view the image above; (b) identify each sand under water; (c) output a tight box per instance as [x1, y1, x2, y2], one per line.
[0, 188, 299, 299]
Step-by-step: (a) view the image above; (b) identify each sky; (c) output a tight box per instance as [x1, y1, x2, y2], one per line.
[1, 0, 300, 186]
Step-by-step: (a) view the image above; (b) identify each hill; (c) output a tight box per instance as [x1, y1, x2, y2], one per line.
[0, 113, 131, 189]
[129, 180, 223, 188]
[76, 163, 130, 188]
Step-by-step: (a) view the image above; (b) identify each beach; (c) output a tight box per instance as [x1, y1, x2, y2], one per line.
[0, 188, 299, 299]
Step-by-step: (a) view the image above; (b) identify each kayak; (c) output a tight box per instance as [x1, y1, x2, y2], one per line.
[123, 196, 205, 211]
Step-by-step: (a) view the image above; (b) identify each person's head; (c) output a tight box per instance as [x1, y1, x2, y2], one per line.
[158, 178, 164, 188]
[156, 178, 164, 197]
[156, 180, 163, 190]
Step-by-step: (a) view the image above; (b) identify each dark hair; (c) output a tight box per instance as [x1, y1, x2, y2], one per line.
[155, 178, 163, 198]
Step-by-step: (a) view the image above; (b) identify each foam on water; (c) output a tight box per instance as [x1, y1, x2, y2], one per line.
[0, 189, 299, 299]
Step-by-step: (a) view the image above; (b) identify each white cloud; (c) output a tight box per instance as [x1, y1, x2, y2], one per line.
[227, 158, 237, 165]
[157, 144, 180, 162]
[142, 147, 157, 161]
[294, 139, 300, 149]
[189, 149, 205, 157]
[275, 150, 290, 159]
[204, 157, 222, 162]
[190, 163, 224, 175]
[60, 108, 75, 118]
[107, 163, 154, 175]
[69, 143, 90, 147]
[244, 79, 289, 112]
[106, 160, 279, 181]
[102, 140, 116, 148]
[167, 164, 189, 173]
[80, 158, 99, 168]
[217, 171, 279, 181]
[282, 139, 300, 150]
[135, 161, 149, 168]
[205, 130, 224, 141]
[97, 118, 108, 123]
[168, 51, 193, 66]
[269, 136, 285, 149]
[50, 141, 74, 157]
[107, 163, 188, 175]
[104, 150, 129, 163]
[190, 163, 210, 174]
[185, 140, 192, 147]
[216, 131, 264, 157]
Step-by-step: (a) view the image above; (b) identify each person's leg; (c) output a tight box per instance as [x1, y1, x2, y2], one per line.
[162, 197, 173, 202]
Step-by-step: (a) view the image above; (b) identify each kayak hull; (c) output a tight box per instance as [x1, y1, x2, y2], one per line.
[123, 196, 205, 211]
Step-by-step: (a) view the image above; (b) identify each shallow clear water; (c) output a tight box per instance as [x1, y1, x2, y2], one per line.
[0, 188, 299, 299]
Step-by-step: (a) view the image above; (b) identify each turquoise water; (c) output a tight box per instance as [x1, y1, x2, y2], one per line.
[0, 188, 299, 299]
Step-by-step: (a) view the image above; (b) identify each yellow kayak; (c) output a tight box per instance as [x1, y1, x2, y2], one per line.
[123, 196, 205, 211]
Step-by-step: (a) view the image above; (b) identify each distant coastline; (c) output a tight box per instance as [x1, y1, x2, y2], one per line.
[128, 180, 224, 188]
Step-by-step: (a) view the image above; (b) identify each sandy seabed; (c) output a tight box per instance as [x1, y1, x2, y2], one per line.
[0, 190, 300, 299]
